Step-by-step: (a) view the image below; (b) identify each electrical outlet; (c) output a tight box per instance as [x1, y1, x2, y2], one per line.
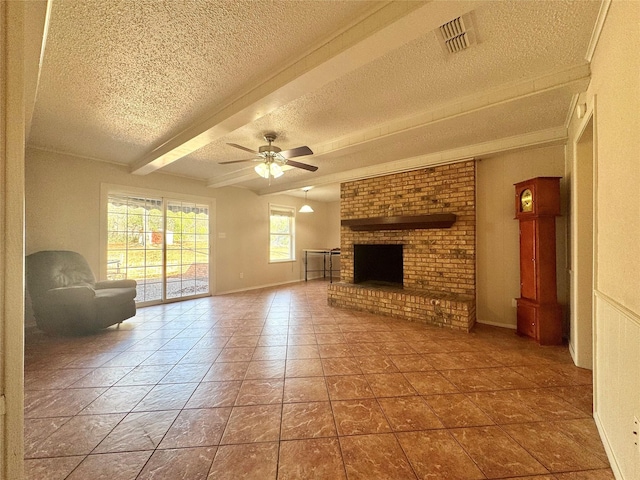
[239, 272, 244, 279]
[512, 298, 518, 308]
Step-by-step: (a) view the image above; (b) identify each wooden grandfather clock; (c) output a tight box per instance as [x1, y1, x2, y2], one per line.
[515, 177, 563, 345]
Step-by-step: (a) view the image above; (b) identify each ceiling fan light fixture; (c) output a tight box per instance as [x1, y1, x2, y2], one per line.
[255, 161, 284, 179]
[270, 162, 284, 178]
[254, 162, 270, 179]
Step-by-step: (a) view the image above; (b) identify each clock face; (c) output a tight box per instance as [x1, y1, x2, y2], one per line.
[520, 189, 533, 212]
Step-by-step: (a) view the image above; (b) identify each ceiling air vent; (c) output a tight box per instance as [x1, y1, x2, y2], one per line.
[437, 12, 477, 55]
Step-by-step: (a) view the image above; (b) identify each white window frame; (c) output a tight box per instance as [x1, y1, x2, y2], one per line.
[269, 203, 296, 263]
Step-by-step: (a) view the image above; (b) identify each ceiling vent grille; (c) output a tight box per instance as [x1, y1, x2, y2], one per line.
[437, 13, 477, 55]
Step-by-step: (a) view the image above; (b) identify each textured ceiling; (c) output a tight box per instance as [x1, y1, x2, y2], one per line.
[29, 0, 603, 202]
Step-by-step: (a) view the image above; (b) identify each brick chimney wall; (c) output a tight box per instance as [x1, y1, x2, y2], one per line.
[339, 161, 476, 296]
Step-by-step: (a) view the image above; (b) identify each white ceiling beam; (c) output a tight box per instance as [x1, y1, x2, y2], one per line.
[257, 126, 568, 196]
[131, 1, 477, 175]
[211, 64, 589, 190]
[310, 64, 590, 159]
[208, 64, 591, 194]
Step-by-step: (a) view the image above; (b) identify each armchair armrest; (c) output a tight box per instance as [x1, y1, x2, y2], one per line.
[43, 285, 96, 304]
[95, 279, 137, 289]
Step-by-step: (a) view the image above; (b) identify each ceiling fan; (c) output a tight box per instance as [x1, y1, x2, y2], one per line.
[219, 132, 317, 179]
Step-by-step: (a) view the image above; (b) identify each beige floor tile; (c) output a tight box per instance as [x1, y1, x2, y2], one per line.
[24, 417, 70, 458]
[423, 393, 495, 428]
[235, 379, 284, 405]
[95, 410, 179, 453]
[186, 380, 242, 408]
[207, 443, 278, 480]
[365, 372, 417, 397]
[66, 451, 152, 480]
[204, 361, 249, 381]
[132, 382, 198, 411]
[340, 433, 416, 480]
[285, 358, 324, 377]
[451, 426, 549, 477]
[356, 355, 399, 374]
[397, 430, 485, 480]
[502, 422, 610, 472]
[377, 396, 443, 431]
[332, 399, 391, 435]
[388, 354, 434, 372]
[283, 376, 329, 402]
[403, 371, 459, 395]
[24, 456, 85, 480]
[219, 404, 282, 444]
[29, 413, 125, 458]
[159, 407, 231, 448]
[244, 359, 286, 379]
[25, 387, 106, 418]
[466, 390, 543, 424]
[278, 438, 347, 480]
[281, 401, 337, 440]
[321, 357, 363, 376]
[216, 347, 255, 362]
[81, 385, 152, 414]
[326, 375, 375, 400]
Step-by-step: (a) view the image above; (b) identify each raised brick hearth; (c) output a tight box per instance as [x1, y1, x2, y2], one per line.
[328, 161, 476, 331]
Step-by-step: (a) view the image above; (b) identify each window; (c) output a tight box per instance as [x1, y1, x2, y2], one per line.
[269, 204, 295, 262]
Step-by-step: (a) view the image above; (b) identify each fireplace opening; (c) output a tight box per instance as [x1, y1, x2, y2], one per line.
[354, 244, 403, 288]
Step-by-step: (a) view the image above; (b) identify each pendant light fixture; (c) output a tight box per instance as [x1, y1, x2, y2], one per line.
[299, 187, 314, 213]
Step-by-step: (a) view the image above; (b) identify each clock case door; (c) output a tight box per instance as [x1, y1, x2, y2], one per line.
[514, 177, 563, 345]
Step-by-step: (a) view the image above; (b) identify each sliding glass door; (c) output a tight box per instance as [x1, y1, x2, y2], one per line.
[106, 192, 211, 305]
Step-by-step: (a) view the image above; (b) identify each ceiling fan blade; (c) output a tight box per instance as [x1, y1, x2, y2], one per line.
[219, 158, 257, 165]
[286, 159, 318, 172]
[227, 143, 259, 155]
[280, 145, 313, 159]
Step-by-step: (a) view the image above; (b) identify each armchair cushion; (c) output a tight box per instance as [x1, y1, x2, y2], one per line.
[26, 250, 137, 334]
[95, 279, 137, 290]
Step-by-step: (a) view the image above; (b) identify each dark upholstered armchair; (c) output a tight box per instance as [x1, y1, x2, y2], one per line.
[26, 250, 137, 334]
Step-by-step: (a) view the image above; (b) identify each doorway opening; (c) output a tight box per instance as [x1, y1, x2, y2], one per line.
[571, 114, 595, 368]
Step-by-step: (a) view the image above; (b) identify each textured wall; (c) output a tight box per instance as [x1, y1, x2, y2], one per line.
[339, 161, 476, 296]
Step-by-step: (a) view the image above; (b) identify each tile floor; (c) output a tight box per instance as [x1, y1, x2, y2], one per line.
[24, 280, 614, 479]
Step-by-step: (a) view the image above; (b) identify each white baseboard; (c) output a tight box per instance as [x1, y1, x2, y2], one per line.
[215, 277, 329, 296]
[594, 411, 625, 480]
[568, 340, 577, 365]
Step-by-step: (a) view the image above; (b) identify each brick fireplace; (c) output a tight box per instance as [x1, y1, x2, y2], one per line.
[328, 161, 476, 331]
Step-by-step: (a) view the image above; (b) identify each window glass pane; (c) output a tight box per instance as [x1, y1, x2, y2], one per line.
[270, 215, 291, 234]
[270, 235, 291, 260]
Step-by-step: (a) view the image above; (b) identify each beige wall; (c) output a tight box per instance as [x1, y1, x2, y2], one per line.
[570, 2, 640, 479]
[25, 148, 340, 296]
[476, 145, 567, 329]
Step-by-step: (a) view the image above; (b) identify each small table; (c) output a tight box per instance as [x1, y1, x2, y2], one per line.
[303, 249, 340, 283]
